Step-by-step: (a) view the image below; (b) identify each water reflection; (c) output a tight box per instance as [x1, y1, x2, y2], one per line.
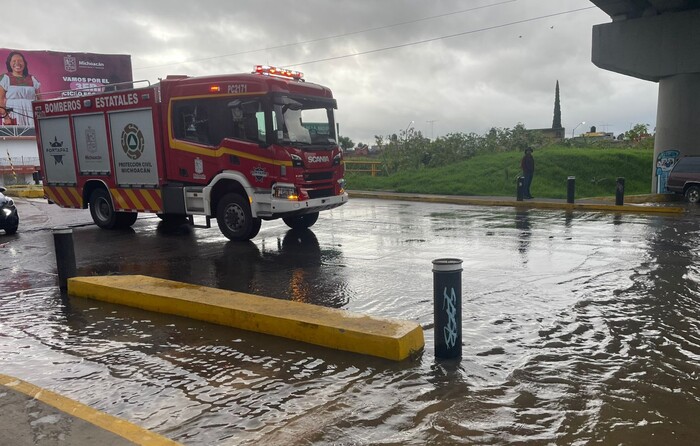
[215, 241, 262, 293]
[4, 201, 700, 444]
[514, 209, 531, 257]
[214, 229, 348, 308]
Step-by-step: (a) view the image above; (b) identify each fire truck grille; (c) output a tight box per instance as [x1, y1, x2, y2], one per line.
[307, 188, 335, 199]
[304, 171, 334, 181]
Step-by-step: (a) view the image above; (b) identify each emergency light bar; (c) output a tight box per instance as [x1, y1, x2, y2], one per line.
[254, 65, 304, 81]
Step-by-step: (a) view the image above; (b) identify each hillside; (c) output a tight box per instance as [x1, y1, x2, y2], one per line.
[346, 146, 654, 199]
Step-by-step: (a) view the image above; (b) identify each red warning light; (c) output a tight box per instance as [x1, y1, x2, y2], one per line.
[254, 65, 303, 81]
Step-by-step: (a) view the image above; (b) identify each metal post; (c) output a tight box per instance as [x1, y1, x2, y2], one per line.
[516, 176, 524, 201]
[567, 176, 576, 204]
[53, 228, 76, 291]
[433, 258, 462, 359]
[616, 177, 625, 206]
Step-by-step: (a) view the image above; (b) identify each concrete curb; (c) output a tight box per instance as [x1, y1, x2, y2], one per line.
[348, 190, 686, 215]
[3, 185, 44, 198]
[0, 373, 181, 446]
[68, 275, 425, 362]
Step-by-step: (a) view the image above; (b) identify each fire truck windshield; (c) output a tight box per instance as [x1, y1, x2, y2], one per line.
[273, 96, 336, 148]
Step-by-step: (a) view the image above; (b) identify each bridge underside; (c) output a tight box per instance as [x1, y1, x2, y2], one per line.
[590, 1, 700, 192]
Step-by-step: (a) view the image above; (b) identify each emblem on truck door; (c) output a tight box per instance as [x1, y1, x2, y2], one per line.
[193, 157, 206, 180]
[251, 166, 268, 182]
[121, 123, 145, 160]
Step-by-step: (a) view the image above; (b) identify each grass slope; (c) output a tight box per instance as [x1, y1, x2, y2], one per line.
[346, 147, 654, 199]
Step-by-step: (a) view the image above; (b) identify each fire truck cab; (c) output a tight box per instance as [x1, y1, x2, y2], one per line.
[34, 65, 348, 241]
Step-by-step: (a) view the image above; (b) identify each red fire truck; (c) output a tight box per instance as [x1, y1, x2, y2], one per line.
[33, 65, 347, 240]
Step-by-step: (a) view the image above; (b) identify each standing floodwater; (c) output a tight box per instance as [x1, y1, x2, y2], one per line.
[1, 197, 699, 444]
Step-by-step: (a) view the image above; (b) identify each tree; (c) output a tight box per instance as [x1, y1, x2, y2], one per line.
[552, 80, 562, 129]
[625, 123, 650, 142]
[338, 136, 354, 150]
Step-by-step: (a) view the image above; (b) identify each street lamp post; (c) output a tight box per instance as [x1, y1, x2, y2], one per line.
[572, 121, 586, 138]
[405, 120, 414, 140]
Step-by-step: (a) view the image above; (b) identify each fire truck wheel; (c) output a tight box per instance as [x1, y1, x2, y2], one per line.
[216, 193, 261, 241]
[89, 189, 118, 229]
[282, 212, 319, 229]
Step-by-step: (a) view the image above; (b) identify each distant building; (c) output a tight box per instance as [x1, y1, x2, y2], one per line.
[530, 127, 566, 140]
[582, 131, 615, 140]
[0, 127, 40, 186]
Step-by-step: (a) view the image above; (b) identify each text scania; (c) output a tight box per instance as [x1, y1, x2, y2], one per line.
[308, 155, 330, 163]
[44, 100, 81, 113]
[95, 93, 139, 109]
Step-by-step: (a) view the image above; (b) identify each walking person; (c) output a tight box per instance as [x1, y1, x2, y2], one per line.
[521, 147, 535, 199]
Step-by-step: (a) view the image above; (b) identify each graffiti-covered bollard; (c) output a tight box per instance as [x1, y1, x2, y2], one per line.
[616, 177, 625, 206]
[53, 227, 76, 291]
[516, 176, 525, 202]
[433, 258, 463, 359]
[567, 176, 576, 204]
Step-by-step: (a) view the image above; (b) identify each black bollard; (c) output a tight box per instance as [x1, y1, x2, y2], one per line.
[615, 177, 625, 206]
[516, 176, 524, 201]
[53, 228, 76, 291]
[433, 258, 463, 359]
[567, 176, 576, 204]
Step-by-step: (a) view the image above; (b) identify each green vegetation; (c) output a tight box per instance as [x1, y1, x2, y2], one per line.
[346, 145, 654, 199]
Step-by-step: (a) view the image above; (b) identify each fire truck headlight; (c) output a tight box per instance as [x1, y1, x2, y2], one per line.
[290, 154, 304, 168]
[338, 178, 346, 194]
[273, 184, 299, 200]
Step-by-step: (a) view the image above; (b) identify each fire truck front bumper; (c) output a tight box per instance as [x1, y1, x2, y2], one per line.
[267, 191, 348, 218]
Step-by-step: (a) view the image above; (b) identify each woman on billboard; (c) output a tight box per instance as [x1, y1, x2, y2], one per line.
[0, 51, 41, 126]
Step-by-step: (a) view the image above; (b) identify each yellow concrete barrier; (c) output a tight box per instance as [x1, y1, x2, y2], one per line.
[68, 275, 425, 361]
[4, 185, 44, 198]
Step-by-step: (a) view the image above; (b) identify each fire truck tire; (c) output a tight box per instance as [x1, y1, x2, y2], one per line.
[282, 212, 319, 229]
[216, 193, 261, 241]
[89, 189, 119, 229]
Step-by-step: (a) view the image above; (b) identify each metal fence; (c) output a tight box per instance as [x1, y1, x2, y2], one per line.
[344, 160, 384, 176]
[0, 156, 40, 166]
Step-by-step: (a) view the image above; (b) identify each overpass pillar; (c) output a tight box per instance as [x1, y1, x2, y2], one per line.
[592, 10, 700, 192]
[654, 73, 700, 192]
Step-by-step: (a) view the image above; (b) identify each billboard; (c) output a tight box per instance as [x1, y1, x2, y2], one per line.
[0, 48, 132, 127]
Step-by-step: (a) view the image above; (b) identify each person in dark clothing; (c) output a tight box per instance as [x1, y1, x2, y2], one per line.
[521, 147, 535, 199]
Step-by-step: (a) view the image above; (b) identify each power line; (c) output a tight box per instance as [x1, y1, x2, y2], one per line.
[134, 0, 518, 71]
[285, 6, 597, 68]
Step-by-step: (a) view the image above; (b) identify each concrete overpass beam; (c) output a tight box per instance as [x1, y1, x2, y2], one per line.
[592, 9, 700, 192]
[592, 10, 700, 82]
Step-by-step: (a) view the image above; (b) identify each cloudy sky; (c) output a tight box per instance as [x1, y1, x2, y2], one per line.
[7, 0, 658, 145]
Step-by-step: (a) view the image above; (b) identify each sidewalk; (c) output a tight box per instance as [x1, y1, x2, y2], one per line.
[0, 374, 180, 446]
[347, 190, 687, 215]
[5, 185, 686, 214]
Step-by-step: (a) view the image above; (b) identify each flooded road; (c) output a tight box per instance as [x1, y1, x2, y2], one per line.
[1, 197, 699, 444]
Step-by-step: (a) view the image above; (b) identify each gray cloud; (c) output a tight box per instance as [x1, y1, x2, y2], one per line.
[8, 0, 657, 143]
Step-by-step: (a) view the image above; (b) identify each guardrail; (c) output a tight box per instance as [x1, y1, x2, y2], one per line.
[344, 160, 384, 176]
